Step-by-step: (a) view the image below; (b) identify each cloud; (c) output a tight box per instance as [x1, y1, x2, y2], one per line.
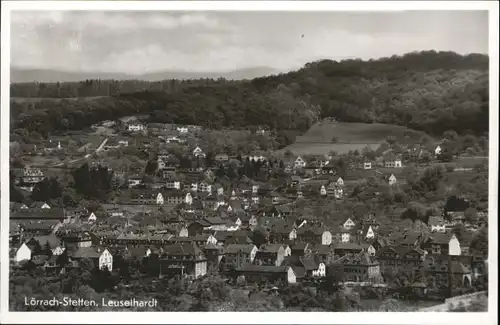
[11, 11, 221, 31]
[9, 11, 489, 74]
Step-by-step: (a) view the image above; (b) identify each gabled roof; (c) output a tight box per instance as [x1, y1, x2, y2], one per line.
[235, 265, 290, 273]
[32, 234, 60, 249]
[71, 247, 105, 259]
[162, 242, 204, 257]
[224, 244, 256, 254]
[258, 243, 284, 253]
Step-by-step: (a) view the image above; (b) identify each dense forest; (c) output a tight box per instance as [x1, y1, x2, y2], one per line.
[11, 51, 489, 139]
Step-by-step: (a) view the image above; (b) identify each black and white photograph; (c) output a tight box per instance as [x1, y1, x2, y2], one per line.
[0, 1, 498, 323]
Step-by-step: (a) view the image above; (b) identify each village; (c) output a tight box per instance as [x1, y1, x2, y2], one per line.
[8, 116, 489, 311]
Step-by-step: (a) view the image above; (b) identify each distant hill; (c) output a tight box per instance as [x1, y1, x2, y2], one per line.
[10, 51, 489, 139]
[10, 66, 280, 83]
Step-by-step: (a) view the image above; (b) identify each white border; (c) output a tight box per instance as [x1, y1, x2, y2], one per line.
[1, 1, 498, 324]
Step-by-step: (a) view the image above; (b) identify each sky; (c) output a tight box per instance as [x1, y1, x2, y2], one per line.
[10, 10, 489, 74]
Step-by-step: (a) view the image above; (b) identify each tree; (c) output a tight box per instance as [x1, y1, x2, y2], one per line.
[145, 160, 158, 175]
[250, 227, 269, 247]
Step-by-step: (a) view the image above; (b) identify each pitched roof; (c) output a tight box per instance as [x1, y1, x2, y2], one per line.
[258, 243, 284, 253]
[32, 234, 60, 248]
[162, 242, 204, 256]
[71, 247, 105, 259]
[235, 265, 290, 273]
[224, 244, 256, 254]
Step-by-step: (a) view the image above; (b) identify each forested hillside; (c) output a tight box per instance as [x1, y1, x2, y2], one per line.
[10, 51, 489, 140]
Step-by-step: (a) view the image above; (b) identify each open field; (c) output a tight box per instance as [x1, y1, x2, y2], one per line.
[279, 121, 430, 156]
[279, 142, 381, 156]
[296, 121, 429, 143]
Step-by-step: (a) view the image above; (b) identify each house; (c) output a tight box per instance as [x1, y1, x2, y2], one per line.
[128, 177, 142, 188]
[70, 247, 113, 271]
[254, 244, 287, 266]
[87, 212, 97, 223]
[22, 166, 45, 184]
[342, 217, 356, 230]
[199, 181, 212, 193]
[192, 146, 206, 158]
[11, 208, 65, 222]
[423, 232, 461, 256]
[164, 191, 185, 205]
[384, 153, 403, 168]
[376, 246, 426, 274]
[59, 231, 93, 249]
[435, 145, 442, 156]
[31, 202, 51, 209]
[388, 174, 398, 186]
[363, 225, 376, 240]
[14, 243, 32, 263]
[177, 126, 188, 133]
[424, 259, 472, 288]
[223, 244, 258, 271]
[235, 265, 297, 285]
[328, 251, 380, 283]
[428, 216, 447, 233]
[336, 177, 344, 187]
[128, 122, 145, 132]
[294, 156, 306, 169]
[333, 242, 365, 257]
[166, 180, 181, 190]
[320, 185, 327, 196]
[363, 161, 372, 170]
[268, 224, 297, 243]
[159, 243, 207, 279]
[297, 227, 332, 246]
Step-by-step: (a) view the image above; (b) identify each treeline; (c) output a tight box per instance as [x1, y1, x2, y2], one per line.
[11, 51, 489, 138]
[10, 78, 238, 98]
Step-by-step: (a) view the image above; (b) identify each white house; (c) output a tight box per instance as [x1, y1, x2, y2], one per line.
[449, 234, 462, 256]
[193, 146, 205, 158]
[364, 161, 372, 170]
[365, 226, 375, 239]
[252, 185, 259, 194]
[156, 192, 164, 205]
[388, 174, 397, 186]
[343, 217, 356, 230]
[294, 156, 306, 169]
[177, 127, 188, 133]
[435, 145, 442, 156]
[128, 123, 144, 132]
[185, 193, 193, 205]
[321, 230, 333, 246]
[15, 243, 31, 263]
[40, 202, 51, 209]
[52, 246, 66, 256]
[99, 248, 113, 271]
[341, 233, 351, 243]
[320, 185, 327, 196]
[334, 187, 343, 199]
[429, 216, 447, 233]
[88, 212, 97, 223]
[312, 262, 327, 278]
[336, 177, 344, 187]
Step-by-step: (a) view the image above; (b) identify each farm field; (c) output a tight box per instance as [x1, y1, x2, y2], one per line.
[297, 121, 429, 143]
[280, 121, 430, 156]
[280, 142, 381, 156]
